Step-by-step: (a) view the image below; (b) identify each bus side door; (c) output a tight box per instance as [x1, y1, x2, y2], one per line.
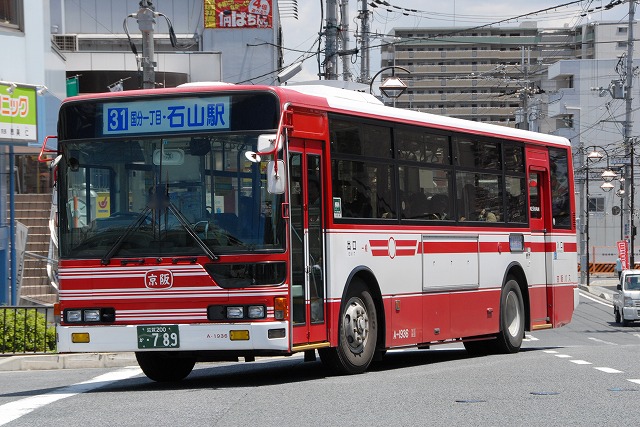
[526, 147, 552, 327]
[289, 139, 328, 346]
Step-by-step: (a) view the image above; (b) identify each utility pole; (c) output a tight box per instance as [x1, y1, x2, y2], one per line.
[136, 0, 157, 89]
[339, 1, 351, 81]
[359, 0, 370, 83]
[324, 0, 339, 80]
[518, 46, 532, 131]
[624, 0, 636, 268]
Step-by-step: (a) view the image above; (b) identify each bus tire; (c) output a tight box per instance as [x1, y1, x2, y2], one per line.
[319, 278, 378, 375]
[494, 277, 525, 354]
[135, 352, 196, 382]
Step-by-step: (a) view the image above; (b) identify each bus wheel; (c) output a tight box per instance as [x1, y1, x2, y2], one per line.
[135, 352, 196, 382]
[319, 278, 378, 375]
[494, 277, 525, 354]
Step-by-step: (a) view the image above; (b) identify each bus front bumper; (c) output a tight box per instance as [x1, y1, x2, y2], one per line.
[57, 322, 290, 353]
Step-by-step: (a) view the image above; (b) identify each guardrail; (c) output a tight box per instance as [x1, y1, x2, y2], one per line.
[1, 306, 56, 355]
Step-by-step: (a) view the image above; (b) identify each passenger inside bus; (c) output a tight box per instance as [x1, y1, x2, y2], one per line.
[429, 193, 450, 220]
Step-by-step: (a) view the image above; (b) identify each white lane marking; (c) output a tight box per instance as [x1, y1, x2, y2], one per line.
[523, 334, 538, 341]
[627, 379, 640, 385]
[594, 367, 623, 374]
[0, 367, 141, 426]
[543, 350, 558, 354]
[588, 337, 618, 346]
[634, 334, 640, 340]
[580, 291, 612, 307]
[554, 354, 572, 358]
[570, 360, 592, 365]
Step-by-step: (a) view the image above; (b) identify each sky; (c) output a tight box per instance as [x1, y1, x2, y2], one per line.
[279, 0, 632, 83]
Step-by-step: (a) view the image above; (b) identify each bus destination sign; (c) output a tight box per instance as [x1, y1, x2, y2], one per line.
[102, 96, 230, 135]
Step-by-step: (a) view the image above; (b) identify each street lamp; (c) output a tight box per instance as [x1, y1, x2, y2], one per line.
[369, 66, 411, 100]
[584, 145, 618, 286]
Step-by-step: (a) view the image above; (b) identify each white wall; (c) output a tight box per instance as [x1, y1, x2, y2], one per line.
[64, 51, 221, 82]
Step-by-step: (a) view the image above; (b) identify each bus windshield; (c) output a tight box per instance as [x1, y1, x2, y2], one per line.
[58, 134, 285, 259]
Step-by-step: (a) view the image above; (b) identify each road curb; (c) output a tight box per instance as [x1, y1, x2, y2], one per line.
[579, 282, 616, 302]
[0, 352, 137, 372]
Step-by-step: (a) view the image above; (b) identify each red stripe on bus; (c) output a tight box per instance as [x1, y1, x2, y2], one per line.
[422, 241, 479, 253]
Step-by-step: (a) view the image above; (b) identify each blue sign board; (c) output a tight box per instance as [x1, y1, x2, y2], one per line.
[102, 96, 230, 135]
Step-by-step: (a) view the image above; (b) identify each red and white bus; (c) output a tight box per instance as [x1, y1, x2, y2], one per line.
[46, 83, 578, 381]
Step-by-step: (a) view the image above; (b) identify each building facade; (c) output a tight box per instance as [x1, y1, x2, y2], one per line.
[381, 21, 640, 131]
[49, 0, 285, 92]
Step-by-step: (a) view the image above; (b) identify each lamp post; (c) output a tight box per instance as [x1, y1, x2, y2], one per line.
[369, 66, 411, 102]
[584, 146, 617, 286]
[617, 177, 626, 241]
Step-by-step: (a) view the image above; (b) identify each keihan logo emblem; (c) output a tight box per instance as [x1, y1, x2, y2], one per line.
[145, 270, 173, 289]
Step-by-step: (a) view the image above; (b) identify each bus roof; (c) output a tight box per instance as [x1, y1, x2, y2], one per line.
[284, 84, 571, 148]
[62, 82, 570, 148]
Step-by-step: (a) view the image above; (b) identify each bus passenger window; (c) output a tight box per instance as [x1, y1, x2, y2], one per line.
[506, 176, 527, 223]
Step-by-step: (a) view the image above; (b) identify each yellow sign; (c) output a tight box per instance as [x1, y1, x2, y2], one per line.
[96, 193, 111, 218]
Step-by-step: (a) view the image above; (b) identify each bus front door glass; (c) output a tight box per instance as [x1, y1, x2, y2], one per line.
[289, 143, 327, 345]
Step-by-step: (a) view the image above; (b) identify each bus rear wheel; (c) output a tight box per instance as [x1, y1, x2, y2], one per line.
[319, 278, 378, 375]
[494, 278, 525, 353]
[136, 352, 196, 382]
[464, 277, 524, 355]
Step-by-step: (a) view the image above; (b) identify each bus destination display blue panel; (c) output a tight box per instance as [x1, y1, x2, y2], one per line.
[102, 97, 230, 135]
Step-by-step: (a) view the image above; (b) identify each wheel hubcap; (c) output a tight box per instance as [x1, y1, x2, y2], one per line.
[505, 291, 521, 337]
[343, 297, 369, 354]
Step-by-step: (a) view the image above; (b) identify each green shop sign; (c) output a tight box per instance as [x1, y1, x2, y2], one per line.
[0, 84, 37, 143]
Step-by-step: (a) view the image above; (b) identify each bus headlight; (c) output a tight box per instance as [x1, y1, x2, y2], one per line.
[66, 310, 82, 322]
[83, 309, 101, 322]
[247, 305, 265, 319]
[226, 306, 244, 319]
[63, 308, 115, 324]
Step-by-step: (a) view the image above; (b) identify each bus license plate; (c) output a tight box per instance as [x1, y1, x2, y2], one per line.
[137, 325, 180, 349]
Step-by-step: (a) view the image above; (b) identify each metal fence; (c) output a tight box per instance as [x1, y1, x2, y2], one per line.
[0, 306, 56, 355]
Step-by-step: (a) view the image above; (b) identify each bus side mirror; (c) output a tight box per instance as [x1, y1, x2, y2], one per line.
[267, 160, 285, 194]
[617, 283, 622, 291]
[257, 134, 280, 152]
[50, 154, 63, 170]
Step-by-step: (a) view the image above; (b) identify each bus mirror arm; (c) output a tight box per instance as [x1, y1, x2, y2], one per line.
[245, 103, 292, 170]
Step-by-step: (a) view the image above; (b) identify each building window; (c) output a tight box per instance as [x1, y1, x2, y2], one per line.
[618, 26, 628, 34]
[588, 196, 605, 213]
[0, 0, 22, 30]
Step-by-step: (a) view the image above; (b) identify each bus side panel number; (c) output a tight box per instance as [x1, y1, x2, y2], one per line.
[137, 325, 180, 349]
[107, 107, 129, 132]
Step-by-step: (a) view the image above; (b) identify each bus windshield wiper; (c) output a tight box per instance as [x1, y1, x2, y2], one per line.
[166, 202, 218, 261]
[101, 208, 152, 265]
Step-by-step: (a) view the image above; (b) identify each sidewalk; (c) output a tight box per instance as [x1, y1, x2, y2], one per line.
[0, 352, 136, 372]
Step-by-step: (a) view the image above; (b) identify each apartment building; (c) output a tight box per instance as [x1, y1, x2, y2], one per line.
[381, 21, 639, 133]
